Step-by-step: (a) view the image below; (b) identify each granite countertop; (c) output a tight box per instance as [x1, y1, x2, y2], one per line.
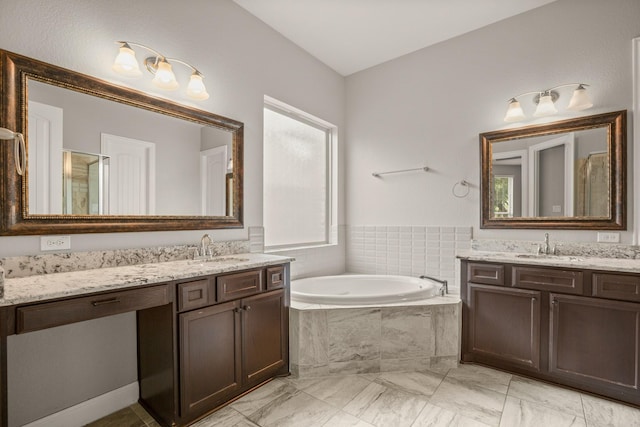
[457, 250, 640, 273]
[1, 253, 293, 306]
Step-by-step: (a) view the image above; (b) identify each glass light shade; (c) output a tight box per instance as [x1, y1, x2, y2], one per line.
[186, 74, 210, 100]
[112, 46, 142, 76]
[152, 60, 179, 90]
[504, 99, 526, 122]
[567, 86, 593, 111]
[533, 94, 558, 117]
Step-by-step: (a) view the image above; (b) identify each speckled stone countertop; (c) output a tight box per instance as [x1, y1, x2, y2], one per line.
[0, 253, 293, 306]
[458, 250, 640, 273]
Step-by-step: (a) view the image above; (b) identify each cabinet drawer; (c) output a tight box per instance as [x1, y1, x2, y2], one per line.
[178, 278, 214, 312]
[217, 270, 263, 302]
[513, 266, 583, 295]
[266, 266, 285, 290]
[467, 263, 505, 286]
[17, 285, 171, 333]
[593, 273, 640, 303]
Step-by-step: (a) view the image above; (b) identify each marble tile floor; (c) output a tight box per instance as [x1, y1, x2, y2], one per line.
[87, 364, 640, 427]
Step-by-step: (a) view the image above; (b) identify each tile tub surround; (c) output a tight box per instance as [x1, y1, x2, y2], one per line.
[0, 240, 251, 279]
[0, 253, 292, 306]
[346, 226, 472, 294]
[290, 297, 460, 377]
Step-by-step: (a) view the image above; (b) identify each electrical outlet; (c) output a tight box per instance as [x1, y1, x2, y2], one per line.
[40, 235, 71, 251]
[597, 232, 620, 243]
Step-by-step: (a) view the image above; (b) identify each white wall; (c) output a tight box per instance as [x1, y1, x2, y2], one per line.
[0, 1, 345, 424]
[0, 0, 346, 256]
[345, 0, 639, 243]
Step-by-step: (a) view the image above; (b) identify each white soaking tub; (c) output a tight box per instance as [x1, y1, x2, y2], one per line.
[291, 274, 442, 305]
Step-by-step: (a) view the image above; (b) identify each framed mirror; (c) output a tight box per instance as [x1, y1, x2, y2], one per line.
[0, 49, 243, 235]
[480, 111, 626, 229]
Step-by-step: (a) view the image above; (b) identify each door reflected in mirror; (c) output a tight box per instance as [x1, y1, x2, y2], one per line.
[27, 79, 234, 217]
[490, 127, 608, 219]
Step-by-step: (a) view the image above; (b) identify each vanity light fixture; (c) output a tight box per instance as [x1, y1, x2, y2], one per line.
[112, 41, 209, 100]
[0, 127, 25, 175]
[504, 83, 592, 122]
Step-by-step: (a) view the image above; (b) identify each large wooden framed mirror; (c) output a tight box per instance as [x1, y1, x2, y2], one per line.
[0, 49, 243, 235]
[480, 111, 626, 229]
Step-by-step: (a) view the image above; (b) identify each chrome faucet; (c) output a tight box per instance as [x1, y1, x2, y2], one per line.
[542, 232, 551, 254]
[537, 232, 558, 255]
[195, 234, 212, 259]
[420, 275, 448, 296]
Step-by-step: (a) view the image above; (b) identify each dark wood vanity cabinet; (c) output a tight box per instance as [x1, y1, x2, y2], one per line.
[549, 293, 640, 398]
[138, 264, 290, 426]
[179, 300, 242, 419]
[461, 260, 640, 406]
[178, 289, 287, 421]
[466, 283, 541, 371]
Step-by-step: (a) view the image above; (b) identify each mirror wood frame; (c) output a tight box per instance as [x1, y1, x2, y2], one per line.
[0, 49, 244, 235]
[480, 110, 626, 229]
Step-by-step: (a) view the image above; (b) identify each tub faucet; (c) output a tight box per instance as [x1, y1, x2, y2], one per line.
[420, 275, 448, 296]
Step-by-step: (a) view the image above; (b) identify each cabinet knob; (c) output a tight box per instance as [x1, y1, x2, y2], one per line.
[233, 307, 241, 313]
[243, 305, 251, 311]
[551, 299, 558, 305]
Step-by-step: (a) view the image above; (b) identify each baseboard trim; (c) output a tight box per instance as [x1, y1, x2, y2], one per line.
[24, 382, 139, 427]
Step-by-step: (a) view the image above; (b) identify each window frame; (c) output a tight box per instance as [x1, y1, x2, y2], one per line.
[263, 96, 337, 251]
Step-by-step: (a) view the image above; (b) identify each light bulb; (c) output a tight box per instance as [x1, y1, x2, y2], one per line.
[112, 45, 142, 77]
[533, 93, 558, 117]
[567, 85, 593, 111]
[504, 98, 526, 122]
[186, 73, 210, 100]
[152, 60, 179, 90]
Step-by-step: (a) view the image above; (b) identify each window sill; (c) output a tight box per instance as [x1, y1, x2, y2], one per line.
[265, 242, 338, 253]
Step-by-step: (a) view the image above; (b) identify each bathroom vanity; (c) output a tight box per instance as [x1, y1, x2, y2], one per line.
[0, 253, 291, 427]
[460, 253, 640, 407]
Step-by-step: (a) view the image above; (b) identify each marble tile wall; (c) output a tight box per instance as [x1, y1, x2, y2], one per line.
[290, 301, 460, 377]
[346, 226, 472, 294]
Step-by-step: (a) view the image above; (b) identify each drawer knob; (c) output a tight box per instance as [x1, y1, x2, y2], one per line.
[91, 298, 121, 307]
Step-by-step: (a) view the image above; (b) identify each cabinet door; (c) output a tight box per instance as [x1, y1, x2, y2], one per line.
[550, 293, 640, 399]
[467, 283, 541, 371]
[241, 289, 288, 386]
[179, 300, 241, 419]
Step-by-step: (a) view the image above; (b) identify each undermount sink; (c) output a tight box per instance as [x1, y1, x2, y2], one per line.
[188, 256, 250, 265]
[515, 254, 585, 262]
[515, 254, 555, 259]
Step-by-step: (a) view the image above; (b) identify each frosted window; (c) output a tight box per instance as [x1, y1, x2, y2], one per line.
[264, 105, 331, 248]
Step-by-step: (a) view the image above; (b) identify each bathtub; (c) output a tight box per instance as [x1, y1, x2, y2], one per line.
[289, 274, 460, 377]
[291, 274, 441, 305]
